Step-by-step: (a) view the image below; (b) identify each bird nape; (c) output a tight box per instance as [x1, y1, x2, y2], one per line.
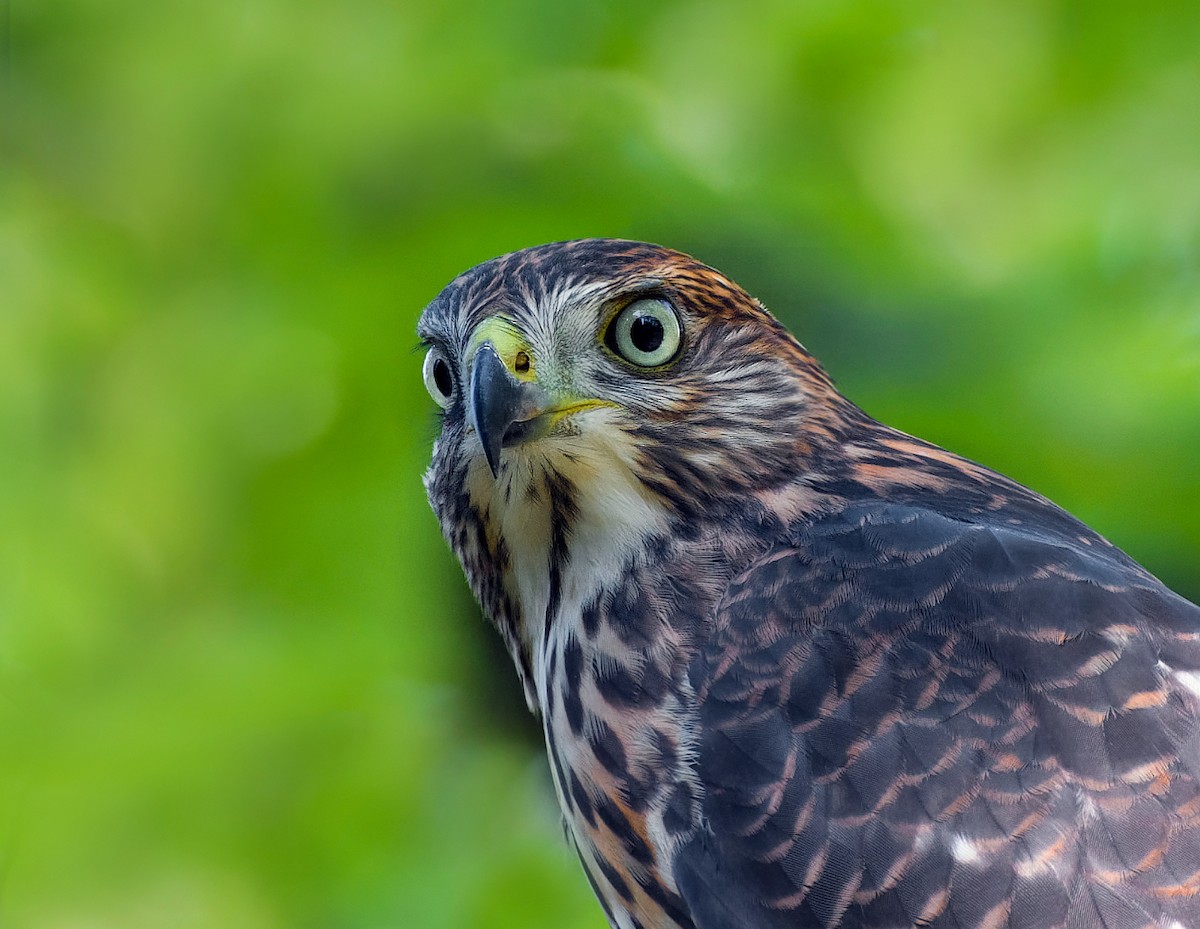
[418, 239, 1200, 929]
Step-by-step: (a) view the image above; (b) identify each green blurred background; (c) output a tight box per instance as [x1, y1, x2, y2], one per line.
[2, 1, 1198, 926]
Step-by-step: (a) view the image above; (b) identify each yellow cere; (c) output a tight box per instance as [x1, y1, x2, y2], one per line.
[468, 315, 619, 426]
[468, 316, 539, 383]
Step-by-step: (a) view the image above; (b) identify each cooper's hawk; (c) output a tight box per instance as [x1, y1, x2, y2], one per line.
[419, 239, 1200, 929]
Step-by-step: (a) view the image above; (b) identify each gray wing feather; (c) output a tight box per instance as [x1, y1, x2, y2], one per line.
[675, 504, 1200, 929]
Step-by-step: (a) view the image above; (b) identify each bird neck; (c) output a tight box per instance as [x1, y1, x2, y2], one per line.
[460, 434, 681, 715]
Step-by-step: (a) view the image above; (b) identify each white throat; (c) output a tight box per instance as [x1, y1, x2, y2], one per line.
[466, 412, 670, 712]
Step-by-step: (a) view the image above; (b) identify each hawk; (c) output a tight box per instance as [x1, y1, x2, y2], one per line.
[418, 239, 1200, 929]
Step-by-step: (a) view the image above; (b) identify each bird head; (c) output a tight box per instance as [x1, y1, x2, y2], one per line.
[418, 239, 851, 705]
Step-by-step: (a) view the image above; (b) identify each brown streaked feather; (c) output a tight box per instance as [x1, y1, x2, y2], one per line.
[675, 501, 1200, 929]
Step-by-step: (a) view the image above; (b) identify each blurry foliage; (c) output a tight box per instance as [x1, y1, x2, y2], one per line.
[1, 0, 1198, 926]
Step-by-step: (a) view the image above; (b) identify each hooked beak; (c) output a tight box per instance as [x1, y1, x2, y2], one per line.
[469, 342, 551, 478]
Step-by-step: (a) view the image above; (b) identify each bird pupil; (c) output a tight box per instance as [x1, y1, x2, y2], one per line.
[630, 315, 664, 353]
[433, 358, 453, 396]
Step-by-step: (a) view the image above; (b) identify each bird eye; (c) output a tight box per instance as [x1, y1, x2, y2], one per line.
[606, 298, 682, 368]
[422, 346, 455, 409]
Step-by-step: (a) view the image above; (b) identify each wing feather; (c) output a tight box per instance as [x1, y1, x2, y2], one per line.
[674, 503, 1200, 929]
